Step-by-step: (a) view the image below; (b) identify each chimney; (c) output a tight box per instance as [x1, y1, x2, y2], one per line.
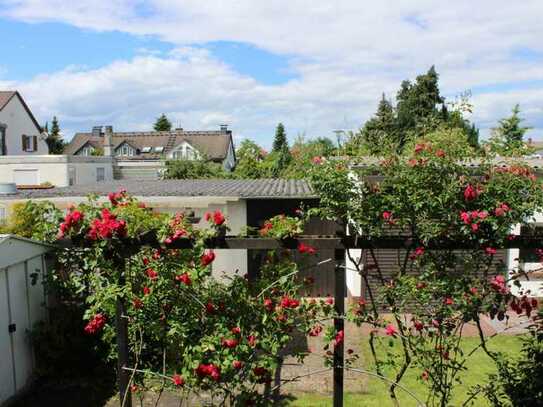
[175, 127, 184, 131]
[104, 125, 113, 157]
[220, 124, 228, 132]
[92, 126, 102, 137]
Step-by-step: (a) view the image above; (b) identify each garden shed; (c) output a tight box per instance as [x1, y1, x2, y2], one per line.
[0, 234, 51, 405]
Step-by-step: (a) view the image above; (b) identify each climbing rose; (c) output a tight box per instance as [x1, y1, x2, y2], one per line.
[494, 203, 510, 217]
[312, 156, 323, 165]
[485, 247, 497, 256]
[325, 297, 334, 305]
[172, 374, 184, 386]
[385, 324, 397, 337]
[196, 364, 221, 381]
[205, 302, 216, 314]
[334, 329, 344, 346]
[436, 149, 446, 158]
[175, 272, 192, 285]
[298, 242, 317, 255]
[132, 297, 143, 309]
[421, 370, 429, 381]
[146, 268, 158, 280]
[84, 313, 106, 335]
[221, 338, 239, 349]
[413, 320, 424, 331]
[444, 297, 454, 306]
[263, 298, 274, 312]
[143, 286, 151, 296]
[309, 324, 323, 337]
[231, 326, 241, 335]
[409, 246, 425, 260]
[248, 335, 257, 347]
[382, 211, 393, 222]
[463, 184, 480, 201]
[206, 210, 225, 226]
[201, 250, 216, 266]
[87, 208, 127, 240]
[280, 296, 300, 309]
[232, 360, 243, 369]
[490, 275, 509, 294]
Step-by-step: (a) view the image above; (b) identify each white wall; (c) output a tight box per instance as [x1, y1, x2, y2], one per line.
[0, 156, 114, 186]
[0, 237, 49, 405]
[508, 214, 543, 297]
[0, 95, 48, 155]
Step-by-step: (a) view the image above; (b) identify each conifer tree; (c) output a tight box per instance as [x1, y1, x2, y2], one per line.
[46, 116, 64, 154]
[272, 123, 288, 152]
[154, 114, 172, 131]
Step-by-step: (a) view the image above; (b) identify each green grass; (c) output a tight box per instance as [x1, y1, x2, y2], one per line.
[290, 335, 522, 407]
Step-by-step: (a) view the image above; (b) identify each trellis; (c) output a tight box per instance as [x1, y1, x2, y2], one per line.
[60, 233, 543, 407]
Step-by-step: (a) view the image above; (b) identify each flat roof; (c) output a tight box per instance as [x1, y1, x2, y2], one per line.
[4, 179, 316, 200]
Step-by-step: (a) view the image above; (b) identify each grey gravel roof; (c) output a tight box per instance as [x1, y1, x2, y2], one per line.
[7, 179, 316, 200]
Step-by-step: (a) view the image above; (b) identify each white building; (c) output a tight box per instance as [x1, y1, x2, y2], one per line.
[0, 91, 48, 156]
[0, 155, 114, 187]
[0, 235, 51, 404]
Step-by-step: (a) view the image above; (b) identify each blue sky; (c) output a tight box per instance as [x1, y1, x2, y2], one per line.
[0, 1, 542, 147]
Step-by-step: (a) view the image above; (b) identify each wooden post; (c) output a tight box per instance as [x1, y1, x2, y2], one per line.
[114, 258, 132, 407]
[333, 248, 345, 407]
[116, 296, 131, 407]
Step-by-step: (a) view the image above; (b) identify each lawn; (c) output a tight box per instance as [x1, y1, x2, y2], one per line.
[290, 335, 522, 407]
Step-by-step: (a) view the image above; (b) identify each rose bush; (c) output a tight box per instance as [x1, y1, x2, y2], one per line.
[309, 147, 543, 406]
[33, 191, 334, 406]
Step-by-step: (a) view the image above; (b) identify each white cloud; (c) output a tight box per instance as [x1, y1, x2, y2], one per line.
[2, 0, 543, 146]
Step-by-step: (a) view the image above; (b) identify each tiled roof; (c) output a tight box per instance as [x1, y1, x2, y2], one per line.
[0, 91, 16, 110]
[64, 130, 232, 161]
[8, 179, 316, 200]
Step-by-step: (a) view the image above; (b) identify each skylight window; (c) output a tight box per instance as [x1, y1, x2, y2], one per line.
[142, 147, 152, 153]
[154, 146, 164, 153]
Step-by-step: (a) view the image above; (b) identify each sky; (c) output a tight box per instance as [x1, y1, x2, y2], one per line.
[0, 1, 542, 148]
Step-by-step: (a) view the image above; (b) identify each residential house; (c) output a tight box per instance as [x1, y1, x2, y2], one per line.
[64, 125, 236, 179]
[0, 91, 48, 156]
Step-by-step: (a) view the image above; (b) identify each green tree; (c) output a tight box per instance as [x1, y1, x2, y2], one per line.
[272, 123, 288, 152]
[358, 94, 398, 155]
[153, 114, 172, 131]
[46, 116, 64, 154]
[270, 123, 291, 177]
[233, 140, 267, 179]
[487, 105, 532, 156]
[163, 158, 227, 179]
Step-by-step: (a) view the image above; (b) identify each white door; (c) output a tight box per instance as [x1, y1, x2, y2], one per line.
[0, 268, 15, 404]
[13, 169, 39, 185]
[7, 263, 33, 392]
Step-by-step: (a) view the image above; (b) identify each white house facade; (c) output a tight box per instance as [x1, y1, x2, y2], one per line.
[0, 92, 48, 156]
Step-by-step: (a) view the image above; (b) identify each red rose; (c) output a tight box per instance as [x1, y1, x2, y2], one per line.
[231, 326, 241, 335]
[325, 297, 334, 305]
[146, 268, 158, 280]
[232, 360, 243, 369]
[253, 366, 268, 376]
[175, 272, 192, 286]
[436, 149, 445, 158]
[298, 242, 317, 255]
[143, 286, 151, 296]
[213, 210, 225, 226]
[263, 298, 274, 312]
[247, 335, 257, 347]
[132, 297, 143, 309]
[421, 370, 429, 381]
[221, 338, 239, 348]
[309, 324, 323, 337]
[463, 184, 479, 201]
[413, 320, 424, 331]
[84, 313, 106, 335]
[334, 329, 344, 346]
[384, 324, 397, 337]
[172, 374, 184, 386]
[201, 250, 216, 266]
[444, 297, 454, 306]
[485, 247, 497, 256]
[280, 296, 300, 309]
[206, 302, 216, 314]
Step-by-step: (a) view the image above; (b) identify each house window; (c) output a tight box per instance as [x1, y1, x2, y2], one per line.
[172, 143, 197, 160]
[117, 144, 135, 157]
[22, 135, 37, 152]
[96, 167, 105, 182]
[79, 145, 95, 156]
[0, 124, 6, 155]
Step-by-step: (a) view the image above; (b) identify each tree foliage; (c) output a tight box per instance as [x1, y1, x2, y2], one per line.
[487, 105, 533, 156]
[46, 116, 65, 154]
[346, 67, 480, 156]
[153, 114, 172, 131]
[163, 158, 227, 179]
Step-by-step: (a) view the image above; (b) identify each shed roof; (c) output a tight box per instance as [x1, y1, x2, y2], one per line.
[5, 179, 316, 200]
[0, 234, 53, 269]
